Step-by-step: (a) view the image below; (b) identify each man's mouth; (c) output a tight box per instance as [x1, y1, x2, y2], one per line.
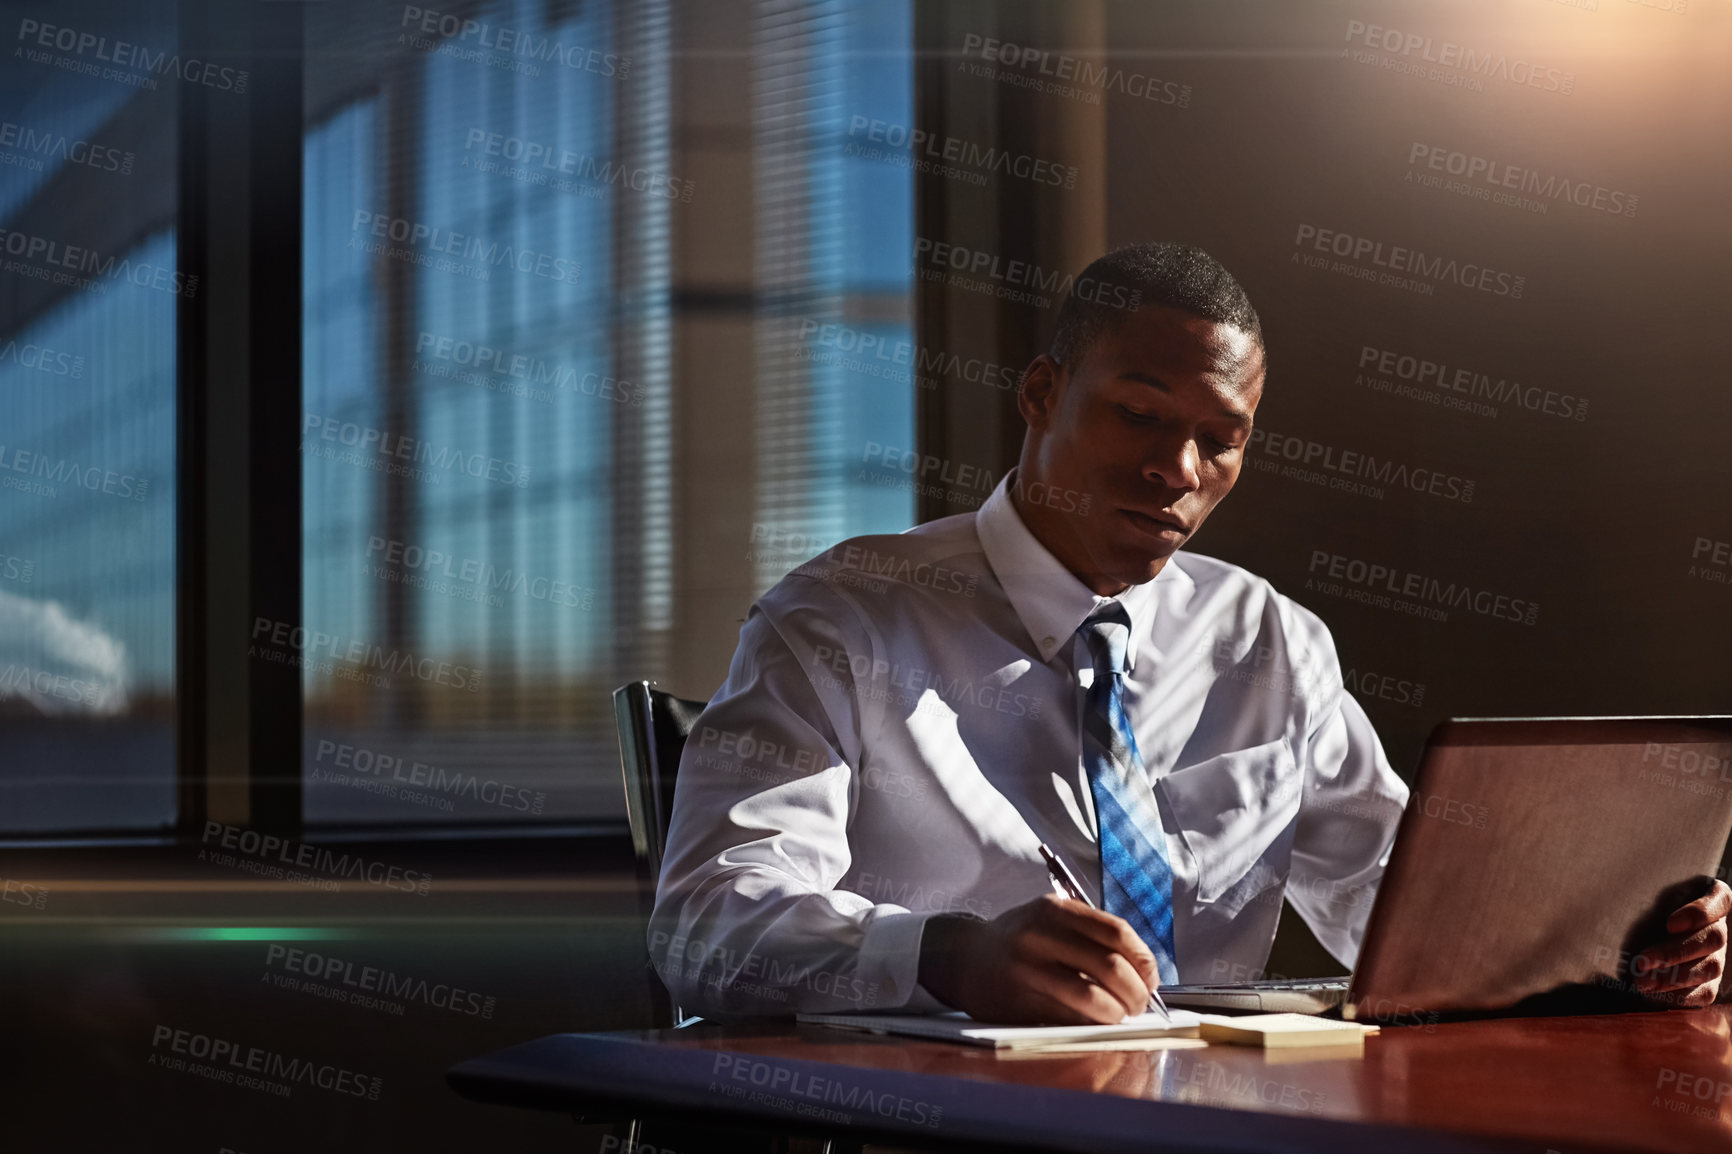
[1121, 508, 1188, 537]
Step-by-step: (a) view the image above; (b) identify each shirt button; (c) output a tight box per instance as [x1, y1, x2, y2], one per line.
[1041, 636, 1056, 648]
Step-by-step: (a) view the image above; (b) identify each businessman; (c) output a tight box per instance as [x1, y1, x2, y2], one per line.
[650, 243, 1729, 1023]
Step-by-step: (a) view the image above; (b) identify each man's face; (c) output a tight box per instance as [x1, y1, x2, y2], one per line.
[1016, 303, 1265, 593]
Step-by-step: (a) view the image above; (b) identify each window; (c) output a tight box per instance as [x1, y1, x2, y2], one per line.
[0, 0, 914, 834]
[300, 0, 914, 825]
[0, 0, 179, 833]
[753, 0, 915, 587]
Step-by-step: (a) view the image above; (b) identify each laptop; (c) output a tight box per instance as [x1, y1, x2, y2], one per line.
[1160, 717, 1732, 1021]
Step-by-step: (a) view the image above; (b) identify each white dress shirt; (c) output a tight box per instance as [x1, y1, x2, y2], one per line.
[650, 471, 1410, 1015]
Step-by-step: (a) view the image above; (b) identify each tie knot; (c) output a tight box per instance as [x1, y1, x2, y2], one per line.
[1079, 601, 1132, 677]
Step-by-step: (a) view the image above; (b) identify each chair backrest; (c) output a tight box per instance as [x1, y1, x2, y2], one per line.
[613, 679, 707, 1026]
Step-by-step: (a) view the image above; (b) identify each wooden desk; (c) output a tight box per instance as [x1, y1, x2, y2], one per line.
[449, 1008, 1732, 1153]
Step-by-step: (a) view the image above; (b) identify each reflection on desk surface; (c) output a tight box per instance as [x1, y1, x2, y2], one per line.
[615, 1006, 1732, 1152]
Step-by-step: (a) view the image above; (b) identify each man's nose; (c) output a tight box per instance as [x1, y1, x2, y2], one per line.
[1143, 437, 1200, 494]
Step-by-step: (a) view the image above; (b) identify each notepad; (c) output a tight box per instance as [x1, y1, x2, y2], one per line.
[1196, 1013, 1376, 1049]
[796, 1009, 1202, 1050]
[992, 1036, 1212, 1057]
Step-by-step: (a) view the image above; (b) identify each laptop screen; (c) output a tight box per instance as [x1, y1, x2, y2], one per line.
[1347, 717, 1732, 1021]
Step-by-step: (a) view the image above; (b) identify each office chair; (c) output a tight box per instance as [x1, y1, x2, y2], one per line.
[613, 679, 707, 1029]
[611, 681, 869, 1154]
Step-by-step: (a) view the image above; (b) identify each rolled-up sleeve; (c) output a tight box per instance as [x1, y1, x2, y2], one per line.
[1287, 662, 1411, 969]
[648, 576, 940, 1016]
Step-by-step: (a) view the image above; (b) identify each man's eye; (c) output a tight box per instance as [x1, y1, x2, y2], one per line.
[1119, 405, 1158, 423]
[1204, 435, 1240, 455]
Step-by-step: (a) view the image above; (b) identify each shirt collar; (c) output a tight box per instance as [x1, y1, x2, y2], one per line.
[976, 469, 1160, 670]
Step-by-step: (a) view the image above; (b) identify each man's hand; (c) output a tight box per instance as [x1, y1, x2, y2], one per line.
[1631, 879, 1732, 1008]
[917, 894, 1157, 1024]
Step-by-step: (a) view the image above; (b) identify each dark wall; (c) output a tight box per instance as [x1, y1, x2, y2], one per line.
[1096, 0, 1732, 777]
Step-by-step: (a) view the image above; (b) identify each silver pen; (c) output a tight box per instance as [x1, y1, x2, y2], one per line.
[1038, 842, 1171, 1021]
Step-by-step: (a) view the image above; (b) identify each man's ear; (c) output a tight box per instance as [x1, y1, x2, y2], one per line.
[1017, 354, 1065, 431]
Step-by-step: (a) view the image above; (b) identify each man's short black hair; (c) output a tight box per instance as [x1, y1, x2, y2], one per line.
[1049, 242, 1263, 369]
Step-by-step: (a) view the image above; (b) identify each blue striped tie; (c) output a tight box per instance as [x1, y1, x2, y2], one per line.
[1079, 602, 1178, 984]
